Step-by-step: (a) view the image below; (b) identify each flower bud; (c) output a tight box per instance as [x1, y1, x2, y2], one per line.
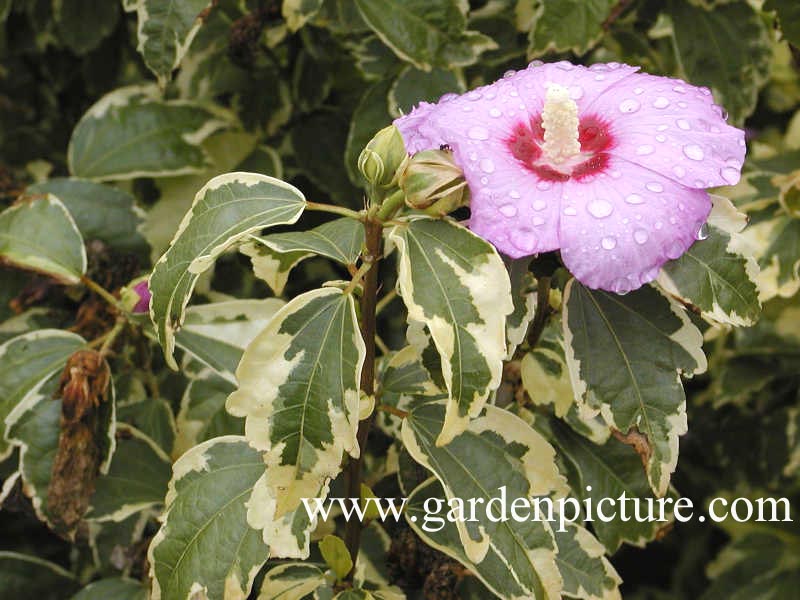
[399, 149, 469, 213]
[120, 278, 151, 314]
[357, 125, 408, 187]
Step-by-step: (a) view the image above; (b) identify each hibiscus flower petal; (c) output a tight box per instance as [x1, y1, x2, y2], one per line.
[396, 74, 563, 257]
[558, 155, 710, 293]
[587, 73, 745, 188]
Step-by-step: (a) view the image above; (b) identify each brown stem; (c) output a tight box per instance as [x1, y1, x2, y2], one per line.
[344, 216, 383, 577]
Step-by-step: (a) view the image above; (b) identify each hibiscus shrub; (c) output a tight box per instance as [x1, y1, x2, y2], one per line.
[1, 1, 799, 599]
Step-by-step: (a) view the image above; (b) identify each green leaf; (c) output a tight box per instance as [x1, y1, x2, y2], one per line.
[258, 563, 329, 599]
[27, 178, 148, 258]
[538, 414, 677, 552]
[388, 65, 464, 117]
[402, 400, 566, 600]
[659, 224, 760, 327]
[348, 35, 402, 81]
[0, 330, 85, 460]
[68, 86, 227, 181]
[521, 319, 576, 419]
[701, 532, 800, 600]
[765, 0, 800, 47]
[406, 477, 621, 600]
[71, 578, 148, 600]
[173, 298, 285, 383]
[243, 218, 365, 295]
[54, 0, 119, 55]
[505, 258, 536, 357]
[528, 0, 615, 58]
[149, 172, 305, 369]
[87, 425, 171, 522]
[753, 215, 800, 301]
[116, 390, 176, 455]
[668, 0, 771, 123]
[292, 50, 333, 113]
[0, 196, 87, 284]
[319, 534, 353, 581]
[345, 79, 395, 187]
[354, 0, 496, 70]
[148, 436, 269, 600]
[174, 369, 241, 457]
[0, 552, 78, 599]
[227, 287, 365, 558]
[284, 0, 325, 32]
[562, 281, 706, 495]
[389, 218, 513, 444]
[124, 0, 213, 84]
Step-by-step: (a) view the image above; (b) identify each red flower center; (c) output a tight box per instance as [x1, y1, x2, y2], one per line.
[506, 114, 614, 182]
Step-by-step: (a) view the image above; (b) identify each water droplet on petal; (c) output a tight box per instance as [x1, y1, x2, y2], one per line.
[536, 181, 551, 191]
[636, 144, 655, 155]
[503, 70, 516, 79]
[673, 85, 686, 94]
[634, 229, 649, 244]
[653, 97, 670, 109]
[510, 229, 536, 253]
[569, 86, 584, 99]
[469, 152, 478, 161]
[612, 278, 633, 295]
[468, 126, 490, 140]
[467, 91, 482, 101]
[655, 134, 666, 143]
[625, 193, 644, 205]
[721, 166, 739, 184]
[646, 182, 664, 192]
[655, 221, 663, 230]
[480, 177, 488, 185]
[499, 204, 518, 217]
[462, 106, 473, 112]
[485, 91, 496, 100]
[489, 108, 502, 118]
[633, 87, 644, 95]
[673, 165, 686, 178]
[666, 241, 684, 259]
[587, 200, 613, 218]
[683, 144, 704, 161]
[678, 101, 688, 109]
[532, 199, 547, 211]
[601, 236, 617, 250]
[657, 124, 669, 131]
[563, 207, 577, 216]
[676, 118, 690, 131]
[532, 217, 545, 226]
[619, 99, 640, 113]
[696, 223, 710, 240]
[509, 190, 521, 199]
[669, 216, 678, 225]
[480, 158, 495, 173]
[595, 74, 606, 81]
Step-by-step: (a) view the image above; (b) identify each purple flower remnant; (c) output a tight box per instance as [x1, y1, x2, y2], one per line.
[132, 280, 151, 314]
[394, 61, 745, 294]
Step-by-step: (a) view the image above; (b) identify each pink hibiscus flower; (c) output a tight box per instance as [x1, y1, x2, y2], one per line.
[394, 61, 745, 293]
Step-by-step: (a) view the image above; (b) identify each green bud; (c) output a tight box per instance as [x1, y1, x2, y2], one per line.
[357, 125, 408, 187]
[399, 149, 469, 212]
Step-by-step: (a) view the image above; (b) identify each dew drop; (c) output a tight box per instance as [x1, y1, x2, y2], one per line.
[696, 223, 710, 240]
[634, 229, 649, 244]
[625, 193, 644, 205]
[587, 199, 613, 218]
[469, 152, 478, 161]
[666, 241, 684, 259]
[653, 97, 670, 109]
[462, 106, 473, 112]
[467, 91, 482, 101]
[673, 85, 686, 94]
[673, 165, 686, 178]
[532, 199, 547, 211]
[468, 126, 490, 140]
[536, 181, 551, 191]
[563, 207, 577, 216]
[619, 99, 640, 113]
[655, 221, 663, 230]
[601, 236, 617, 250]
[499, 204, 518, 217]
[509, 90, 519, 97]
[489, 107, 502, 118]
[510, 229, 536, 253]
[678, 101, 688, 109]
[503, 69, 516, 79]
[612, 278, 633, 295]
[509, 190, 521, 199]
[532, 217, 545, 226]
[683, 144, 704, 161]
[655, 134, 666, 143]
[480, 158, 495, 173]
[569, 85, 584, 100]
[669, 216, 678, 225]
[636, 144, 655, 155]
[656, 124, 669, 131]
[645, 182, 663, 193]
[485, 91, 496, 100]
[676, 118, 690, 131]
[480, 177, 488, 185]
[595, 74, 606, 81]
[633, 87, 644, 95]
[721, 166, 739, 184]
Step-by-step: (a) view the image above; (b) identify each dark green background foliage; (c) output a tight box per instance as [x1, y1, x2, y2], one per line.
[0, 0, 799, 599]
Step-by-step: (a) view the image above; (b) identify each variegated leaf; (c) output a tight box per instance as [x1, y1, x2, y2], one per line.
[521, 319, 575, 419]
[0, 195, 87, 285]
[242, 218, 364, 295]
[562, 281, 706, 496]
[87, 425, 171, 522]
[407, 477, 621, 600]
[227, 287, 365, 557]
[123, 0, 212, 84]
[0, 552, 79, 597]
[72, 578, 148, 600]
[402, 400, 565, 599]
[148, 436, 269, 600]
[257, 563, 330, 600]
[116, 391, 176, 455]
[283, 0, 325, 31]
[0, 330, 85, 460]
[68, 86, 226, 181]
[174, 298, 285, 383]
[174, 368, 241, 458]
[505, 258, 536, 358]
[389, 218, 513, 445]
[149, 172, 305, 369]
